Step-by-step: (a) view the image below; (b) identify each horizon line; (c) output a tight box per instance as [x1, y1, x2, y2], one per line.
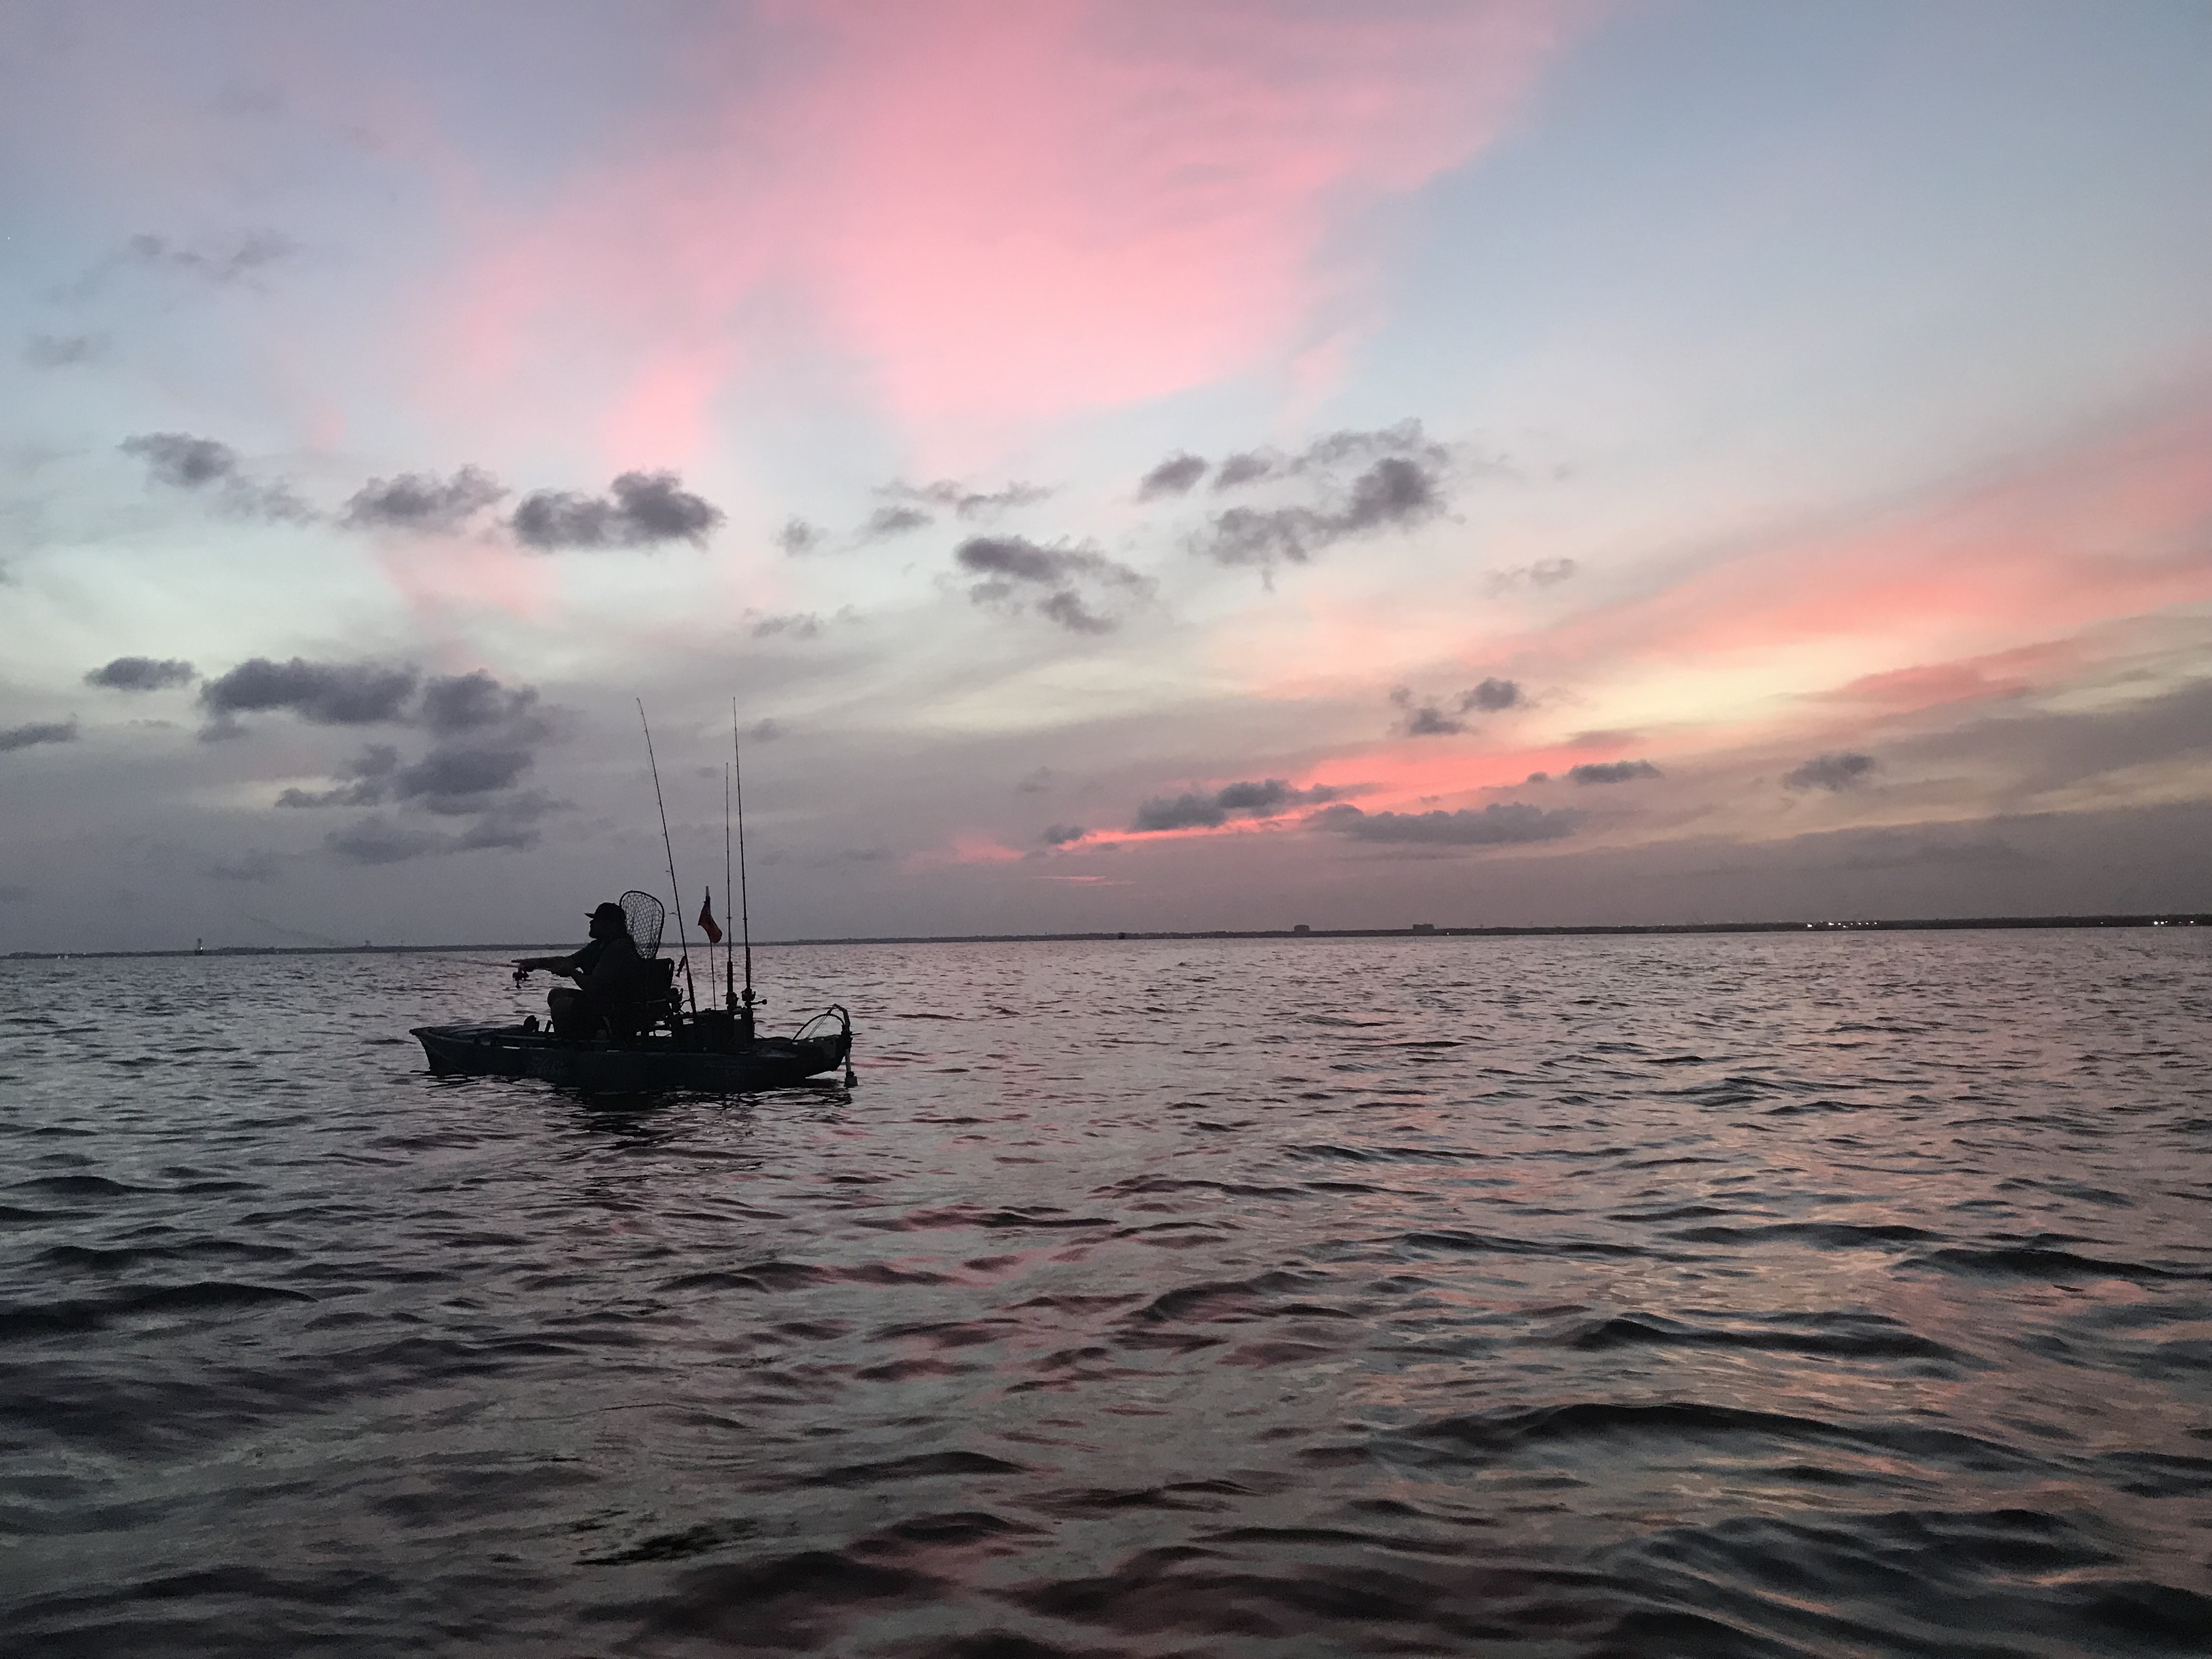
[5, 911, 2207, 962]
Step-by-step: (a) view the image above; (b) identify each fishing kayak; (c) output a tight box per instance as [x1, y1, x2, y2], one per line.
[413, 1007, 851, 1093]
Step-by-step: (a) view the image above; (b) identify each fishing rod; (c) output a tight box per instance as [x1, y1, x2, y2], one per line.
[732, 699, 755, 1034]
[723, 761, 735, 1012]
[636, 699, 697, 1017]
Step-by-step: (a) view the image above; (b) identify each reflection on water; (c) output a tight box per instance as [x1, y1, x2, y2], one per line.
[2, 932, 2208, 1656]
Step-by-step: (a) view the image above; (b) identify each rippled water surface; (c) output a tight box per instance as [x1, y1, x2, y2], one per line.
[4, 932, 2210, 1657]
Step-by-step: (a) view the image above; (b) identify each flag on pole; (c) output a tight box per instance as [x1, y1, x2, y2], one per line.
[697, 889, 723, 945]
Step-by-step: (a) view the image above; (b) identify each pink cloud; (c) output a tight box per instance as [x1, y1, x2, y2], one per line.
[427, 0, 1578, 464]
[1814, 639, 2083, 712]
[1538, 397, 2212, 675]
[1189, 397, 2212, 828]
[1234, 394, 2212, 714]
[369, 535, 558, 635]
[596, 348, 741, 473]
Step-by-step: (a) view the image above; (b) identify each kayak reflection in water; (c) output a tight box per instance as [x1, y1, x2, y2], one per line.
[512, 901, 648, 1037]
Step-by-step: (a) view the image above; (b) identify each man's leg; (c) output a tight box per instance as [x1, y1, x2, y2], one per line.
[548, 986, 592, 1037]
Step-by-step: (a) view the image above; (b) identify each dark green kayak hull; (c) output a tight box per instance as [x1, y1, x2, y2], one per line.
[412, 1021, 849, 1092]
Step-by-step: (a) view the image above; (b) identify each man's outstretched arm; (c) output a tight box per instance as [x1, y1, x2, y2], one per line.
[512, 954, 580, 977]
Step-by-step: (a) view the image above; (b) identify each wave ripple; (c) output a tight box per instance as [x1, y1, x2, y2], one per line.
[3, 930, 2209, 1656]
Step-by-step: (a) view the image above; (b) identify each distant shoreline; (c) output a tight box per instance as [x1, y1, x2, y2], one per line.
[6, 912, 2205, 961]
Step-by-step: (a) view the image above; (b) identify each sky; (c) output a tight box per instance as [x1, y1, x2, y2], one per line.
[3, 0, 2210, 952]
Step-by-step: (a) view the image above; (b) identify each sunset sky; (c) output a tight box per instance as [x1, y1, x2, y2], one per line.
[4, 0, 2210, 951]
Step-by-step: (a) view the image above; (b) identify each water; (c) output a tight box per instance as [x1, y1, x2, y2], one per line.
[3, 931, 2209, 1657]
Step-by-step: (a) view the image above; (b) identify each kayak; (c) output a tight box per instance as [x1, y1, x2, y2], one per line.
[412, 1006, 852, 1093]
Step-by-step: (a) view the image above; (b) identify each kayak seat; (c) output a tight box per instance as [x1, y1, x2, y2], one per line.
[606, 957, 682, 1043]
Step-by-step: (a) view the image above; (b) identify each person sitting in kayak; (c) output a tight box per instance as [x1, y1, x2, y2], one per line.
[512, 902, 648, 1037]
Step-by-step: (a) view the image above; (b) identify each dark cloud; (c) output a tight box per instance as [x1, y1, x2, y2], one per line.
[962, 482, 1052, 516]
[1131, 777, 1345, 832]
[86, 657, 195, 691]
[1015, 766, 1055, 794]
[1458, 678, 1524, 713]
[326, 817, 445, 866]
[342, 466, 506, 533]
[511, 471, 724, 550]
[752, 612, 822, 640]
[326, 788, 559, 864]
[1214, 452, 1274, 489]
[1568, 759, 1662, 785]
[277, 780, 383, 809]
[452, 793, 557, 851]
[1035, 590, 1113, 634]
[393, 747, 533, 814]
[1389, 684, 1475, 737]
[1784, 752, 1878, 792]
[326, 740, 406, 786]
[1401, 703, 1466, 737]
[1194, 451, 1446, 570]
[1215, 778, 1338, 815]
[609, 471, 725, 543]
[776, 518, 827, 556]
[1042, 824, 1088, 846]
[1297, 420, 1451, 473]
[417, 671, 546, 738]
[959, 537, 1107, 585]
[1131, 793, 1233, 831]
[1203, 503, 1330, 567]
[0, 883, 30, 902]
[0, 720, 78, 753]
[1910, 676, 2212, 799]
[1309, 802, 1581, 846]
[863, 504, 932, 538]
[222, 479, 316, 523]
[200, 658, 420, 729]
[741, 718, 786, 744]
[273, 668, 559, 833]
[1138, 454, 1207, 498]
[120, 433, 313, 522]
[122, 432, 236, 489]
[886, 479, 1052, 519]
[509, 491, 611, 548]
[276, 743, 399, 808]
[956, 535, 1147, 634]
[1338, 456, 1440, 532]
[26, 334, 104, 368]
[1209, 421, 1454, 496]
